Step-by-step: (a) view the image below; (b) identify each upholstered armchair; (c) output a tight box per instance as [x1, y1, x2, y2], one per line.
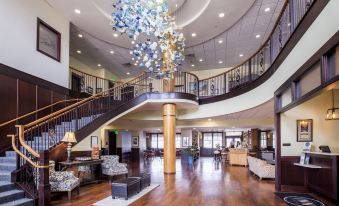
[49, 161, 80, 200]
[101, 155, 128, 181]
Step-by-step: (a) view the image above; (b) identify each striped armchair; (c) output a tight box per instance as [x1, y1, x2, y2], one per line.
[101, 155, 128, 181]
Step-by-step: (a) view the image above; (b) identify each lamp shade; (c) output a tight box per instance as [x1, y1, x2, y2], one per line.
[61, 132, 77, 143]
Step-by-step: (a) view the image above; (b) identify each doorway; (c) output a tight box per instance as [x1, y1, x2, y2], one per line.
[108, 131, 117, 155]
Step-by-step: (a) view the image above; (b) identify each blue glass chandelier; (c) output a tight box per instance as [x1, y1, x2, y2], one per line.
[112, 0, 185, 78]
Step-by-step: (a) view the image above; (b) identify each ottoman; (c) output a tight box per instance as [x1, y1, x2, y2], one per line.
[112, 177, 140, 200]
[131, 173, 151, 190]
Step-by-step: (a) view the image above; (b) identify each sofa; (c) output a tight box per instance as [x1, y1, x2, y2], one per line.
[101, 155, 128, 181]
[247, 156, 275, 180]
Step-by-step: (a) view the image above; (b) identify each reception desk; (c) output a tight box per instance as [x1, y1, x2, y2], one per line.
[229, 148, 248, 166]
[294, 152, 339, 200]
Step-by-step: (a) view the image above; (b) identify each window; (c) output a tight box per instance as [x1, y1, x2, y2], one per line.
[203, 132, 224, 148]
[182, 136, 191, 148]
[176, 134, 181, 148]
[213, 133, 223, 148]
[203, 133, 213, 148]
[151, 134, 158, 148]
[260, 132, 267, 149]
[157, 134, 164, 149]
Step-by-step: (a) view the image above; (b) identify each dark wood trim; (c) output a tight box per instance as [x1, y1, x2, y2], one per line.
[0, 63, 69, 95]
[199, 0, 330, 105]
[275, 111, 281, 191]
[36, 18, 61, 62]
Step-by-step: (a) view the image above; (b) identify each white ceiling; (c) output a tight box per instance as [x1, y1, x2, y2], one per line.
[47, 0, 284, 78]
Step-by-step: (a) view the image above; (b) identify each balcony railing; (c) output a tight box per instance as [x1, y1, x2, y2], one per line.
[198, 0, 314, 98]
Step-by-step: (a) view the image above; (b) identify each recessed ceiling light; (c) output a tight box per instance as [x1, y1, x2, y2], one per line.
[218, 39, 223, 44]
[191, 64, 195, 67]
[131, 41, 135, 44]
[157, 68, 161, 71]
[78, 34, 83, 38]
[208, 118, 212, 121]
[218, 60, 223, 64]
[110, 50, 114, 54]
[74, 9, 81, 14]
[218, 13, 225, 18]
[97, 64, 102, 67]
[264, 7, 270, 12]
[199, 59, 203, 62]
[175, 4, 178, 8]
[126, 72, 130, 75]
[113, 33, 119, 38]
[255, 34, 261, 38]
[76, 50, 81, 54]
[134, 63, 138, 66]
[287, 22, 291, 27]
[239, 54, 244, 57]
[191, 33, 197, 37]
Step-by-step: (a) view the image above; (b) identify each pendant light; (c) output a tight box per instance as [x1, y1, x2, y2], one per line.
[325, 89, 339, 120]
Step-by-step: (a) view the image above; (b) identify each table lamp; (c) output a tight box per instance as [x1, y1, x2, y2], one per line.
[61, 132, 77, 162]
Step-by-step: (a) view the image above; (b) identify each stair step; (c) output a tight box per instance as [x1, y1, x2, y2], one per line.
[0, 182, 15, 193]
[0, 172, 11, 182]
[5, 151, 16, 158]
[0, 163, 16, 172]
[0, 157, 16, 164]
[0, 189, 24, 204]
[0, 198, 34, 206]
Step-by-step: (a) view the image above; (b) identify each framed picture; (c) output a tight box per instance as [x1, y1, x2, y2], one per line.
[132, 136, 139, 147]
[91, 136, 99, 148]
[37, 18, 61, 62]
[297, 119, 313, 142]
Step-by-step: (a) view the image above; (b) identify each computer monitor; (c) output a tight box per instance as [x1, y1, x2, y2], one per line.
[319, 145, 331, 153]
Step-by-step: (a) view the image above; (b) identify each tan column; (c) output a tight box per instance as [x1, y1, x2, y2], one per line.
[163, 103, 176, 174]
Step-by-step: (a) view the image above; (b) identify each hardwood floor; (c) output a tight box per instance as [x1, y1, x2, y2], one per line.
[52, 157, 335, 206]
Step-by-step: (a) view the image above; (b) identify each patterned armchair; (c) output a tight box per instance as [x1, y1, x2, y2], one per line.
[101, 155, 128, 181]
[49, 161, 80, 200]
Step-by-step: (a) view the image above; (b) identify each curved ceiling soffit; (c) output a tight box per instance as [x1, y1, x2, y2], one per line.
[72, 0, 257, 51]
[185, 0, 256, 49]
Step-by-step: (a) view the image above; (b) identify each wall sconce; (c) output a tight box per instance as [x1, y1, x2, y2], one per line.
[325, 90, 338, 120]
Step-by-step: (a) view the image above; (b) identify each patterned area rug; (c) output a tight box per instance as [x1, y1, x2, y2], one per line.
[275, 192, 327, 206]
[93, 184, 160, 206]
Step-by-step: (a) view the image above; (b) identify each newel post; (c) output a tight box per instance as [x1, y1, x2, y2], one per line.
[39, 150, 51, 206]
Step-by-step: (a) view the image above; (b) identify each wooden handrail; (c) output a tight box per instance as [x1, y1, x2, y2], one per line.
[24, 71, 152, 128]
[16, 125, 40, 158]
[8, 134, 48, 168]
[0, 99, 81, 127]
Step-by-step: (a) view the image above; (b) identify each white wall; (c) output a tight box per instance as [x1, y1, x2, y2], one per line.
[281, 90, 339, 156]
[70, 56, 105, 78]
[0, 0, 70, 88]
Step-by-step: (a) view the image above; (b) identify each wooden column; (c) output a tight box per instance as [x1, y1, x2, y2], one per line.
[163, 103, 176, 174]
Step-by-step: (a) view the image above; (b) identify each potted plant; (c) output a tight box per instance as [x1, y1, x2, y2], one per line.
[185, 145, 199, 164]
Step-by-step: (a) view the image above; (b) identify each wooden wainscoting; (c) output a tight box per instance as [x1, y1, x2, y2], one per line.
[281, 156, 304, 186]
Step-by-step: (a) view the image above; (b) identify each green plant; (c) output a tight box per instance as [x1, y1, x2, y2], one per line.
[186, 145, 199, 157]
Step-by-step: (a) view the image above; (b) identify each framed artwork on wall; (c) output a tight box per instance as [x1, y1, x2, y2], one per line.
[132, 136, 139, 147]
[91, 136, 99, 148]
[36, 18, 61, 62]
[296, 119, 313, 142]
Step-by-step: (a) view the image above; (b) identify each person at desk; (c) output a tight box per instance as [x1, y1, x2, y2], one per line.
[230, 139, 235, 148]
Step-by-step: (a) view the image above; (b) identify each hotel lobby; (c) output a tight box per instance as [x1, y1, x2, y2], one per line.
[0, 0, 338, 205]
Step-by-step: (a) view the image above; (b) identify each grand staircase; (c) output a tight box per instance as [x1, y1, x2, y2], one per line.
[0, 151, 34, 206]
